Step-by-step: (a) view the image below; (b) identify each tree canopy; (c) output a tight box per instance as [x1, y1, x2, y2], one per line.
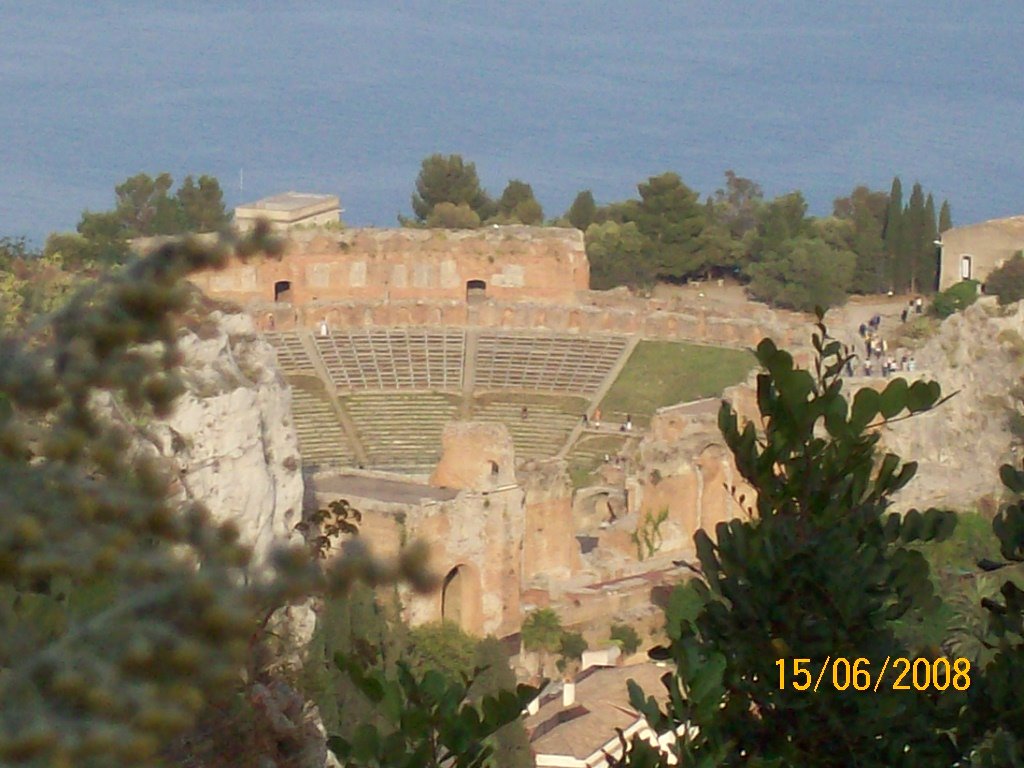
[745, 236, 855, 312]
[43, 172, 229, 268]
[410, 154, 493, 224]
[496, 179, 544, 224]
[566, 189, 597, 231]
[580, 170, 949, 307]
[984, 252, 1024, 305]
[631, 172, 708, 281]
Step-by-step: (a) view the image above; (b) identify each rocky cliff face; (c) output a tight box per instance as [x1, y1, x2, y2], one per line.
[133, 310, 305, 568]
[881, 298, 1024, 510]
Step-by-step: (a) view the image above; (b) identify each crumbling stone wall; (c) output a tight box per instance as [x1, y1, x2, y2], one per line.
[629, 404, 754, 552]
[309, 477, 525, 637]
[519, 460, 580, 584]
[430, 422, 517, 490]
[255, 297, 803, 350]
[189, 226, 589, 307]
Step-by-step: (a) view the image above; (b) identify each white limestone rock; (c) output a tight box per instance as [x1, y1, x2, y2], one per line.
[148, 310, 304, 568]
[882, 297, 1024, 509]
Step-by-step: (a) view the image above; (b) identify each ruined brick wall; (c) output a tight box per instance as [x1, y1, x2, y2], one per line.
[255, 297, 806, 350]
[189, 225, 588, 306]
[519, 460, 580, 582]
[310, 479, 524, 637]
[629, 407, 755, 552]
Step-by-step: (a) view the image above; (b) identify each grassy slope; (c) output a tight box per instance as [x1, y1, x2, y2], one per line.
[599, 341, 756, 424]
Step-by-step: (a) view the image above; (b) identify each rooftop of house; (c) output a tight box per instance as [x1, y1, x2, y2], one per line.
[235, 192, 341, 226]
[237, 192, 339, 213]
[526, 662, 671, 761]
[945, 214, 1024, 238]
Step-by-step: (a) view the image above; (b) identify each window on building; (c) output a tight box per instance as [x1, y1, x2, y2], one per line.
[274, 280, 292, 302]
[960, 255, 973, 280]
[466, 279, 487, 302]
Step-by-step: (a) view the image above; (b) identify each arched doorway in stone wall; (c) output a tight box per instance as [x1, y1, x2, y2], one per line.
[274, 280, 292, 302]
[441, 563, 483, 634]
[466, 279, 487, 302]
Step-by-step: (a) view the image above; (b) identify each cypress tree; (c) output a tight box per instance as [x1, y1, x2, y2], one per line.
[904, 182, 927, 294]
[883, 177, 905, 292]
[939, 199, 953, 233]
[922, 193, 938, 293]
[566, 189, 597, 231]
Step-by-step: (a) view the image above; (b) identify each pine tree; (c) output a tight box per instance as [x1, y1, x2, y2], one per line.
[177, 174, 229, 233]
[939, 199, 953, 233]
[883, 177, 906, 292]
[411, 154, 493, 223]
[629, 172, 707, 281]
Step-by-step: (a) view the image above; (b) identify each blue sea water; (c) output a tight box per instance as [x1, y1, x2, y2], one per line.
[2, 1, 1023, 246]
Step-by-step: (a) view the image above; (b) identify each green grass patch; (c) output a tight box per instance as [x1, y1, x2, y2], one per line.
[599, 341, 755, 422]
[568, 463, 596, 489]
[567, 435, 630, 488]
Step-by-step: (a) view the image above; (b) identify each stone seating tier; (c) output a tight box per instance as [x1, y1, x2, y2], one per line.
[264, 329, 637, 471]
[567, 434, 631, 466]
[342, 392, 461, 469]
[471, 399, 582, 461]
[263, 331, 318, 375]
[288, 380, 357, 468]
[315, 329, 465, 391]
[474, 332, 628, 395]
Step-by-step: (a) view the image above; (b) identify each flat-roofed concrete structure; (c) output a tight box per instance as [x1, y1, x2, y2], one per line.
[235, 192, 341, 231]
[938, 215, 1024, 290]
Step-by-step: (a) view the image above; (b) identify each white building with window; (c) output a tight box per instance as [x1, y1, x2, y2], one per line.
[937, 214, 1024, 290]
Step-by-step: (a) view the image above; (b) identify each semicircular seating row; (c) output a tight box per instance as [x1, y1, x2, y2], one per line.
[264, 329, 629, 472]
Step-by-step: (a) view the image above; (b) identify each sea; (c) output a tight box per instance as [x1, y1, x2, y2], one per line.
[2, 1, 1023, 246]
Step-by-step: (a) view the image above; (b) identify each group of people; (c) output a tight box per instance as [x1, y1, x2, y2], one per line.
[863, 353, 916, 378]
[581, 409, 633, 432]
[856, 307, 917, 377]
[900, 296, 925, 323]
